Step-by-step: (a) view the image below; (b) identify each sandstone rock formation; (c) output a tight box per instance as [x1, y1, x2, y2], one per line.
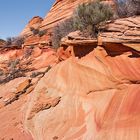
[21, 16, 43, 36]
[41, 0, 114, 30]
[99, 16, 140, 52]
[25, 46, 140, 140]
[22, 16, 139, 140]
[0, 14, 140, 139]
[0, 39, 6, 47]
[20, 0, 114, 49]
[0, 0, 140, 139]
[21, 0, 113, 37]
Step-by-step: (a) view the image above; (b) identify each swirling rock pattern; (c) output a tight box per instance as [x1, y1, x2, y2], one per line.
[0, 0, 140, 138]
[24, 44, 140, 140]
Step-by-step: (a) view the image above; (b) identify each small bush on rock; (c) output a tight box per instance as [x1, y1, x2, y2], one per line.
[6, 37, 12, 46]
[51, 0, 113, 48]
[38, 30, 47, 37]
[30, 27, 47, 37]
[0, 69, 4, 76]
[8, 59, 20, 69]
[0, 59, 26, 84]
[30, 27, 39, 35]
[51, 18, 75, 48]
[24, 48, 33, 58]
[115, 0, 140, 17]
[12, 37, 24, 48]
[73, 0, 113, 37]
[4, 36, 24, 48]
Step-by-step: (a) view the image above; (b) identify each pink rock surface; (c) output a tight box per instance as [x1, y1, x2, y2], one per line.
[21, 16, 43, 36]
[0, 77, 33, 140]
[24, 45, 140, 140]
[30, 48, 59, 69]
[0, 1, 139, 139]
[41, 0, 113, 30]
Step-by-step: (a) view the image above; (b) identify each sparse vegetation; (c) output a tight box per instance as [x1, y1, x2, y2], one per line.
[29, 45, 34, 49]
[8, 59, 20, 68]
[30, 27, 35, 32]
[24, 48, 33, 59]
[114, 0, 140, 17]
[5, 37, 12, 46]
[51, 0, 113, 48]
[73, 0, 113, 36]
[0, 39, 5, 43]
[30, 27, 47, 37]
[30, 66, 51, 78]
[0, 59, 26, 84]
[13, 37, 24, 47]
[38, 29, 47, 37]
[0, 69, 4, 76]
[0, 58, 33, 84]
[4, 36, 24, 49]
[52, 18, 75, 48]
[30, 27, 39, 35]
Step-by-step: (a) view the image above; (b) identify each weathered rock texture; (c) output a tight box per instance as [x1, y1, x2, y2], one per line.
[23, 16, 140, 140]
[0, 15, 140, 139]
[21, 16, 43, 36]
[0, 0, 140, 138]
[41, 0, 113, 30]
[0, 39, 5, 47]
[25, 47, 140, 140]
[99, 16, 140, 52]
[21, 0, 114, 48]
[21, 0, 113, 36]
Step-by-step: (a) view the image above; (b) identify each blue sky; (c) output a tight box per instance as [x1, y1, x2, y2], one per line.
[0, 0, 55, 39]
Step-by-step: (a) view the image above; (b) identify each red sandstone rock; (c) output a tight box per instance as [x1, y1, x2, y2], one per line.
[24, 45, 140, 139]
[0, 39, 6, 47]
[30, 48, 59, 69]
[21, 16, 43, 36]
[41, 0, 113, 30]
[0, 1, 140, 140]
[32, 47, 42, 58]
[99, 16, 140, 51]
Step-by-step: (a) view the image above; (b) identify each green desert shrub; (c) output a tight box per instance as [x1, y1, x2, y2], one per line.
[30, 27, 39, 35]
[30, 27, 35, 31]
[0, 59, 26, 84]
[51, 18, 75, 48]
[30, 27, 47, 37]
[51, 0, 113, 48]
[8, 59, 20, 69]
[38, 29, 47, 37]
[73, 0, 113, 36]
[12, 37, 24, 48]
[114, 0, 140, 17]
[0, 39, 5, 43]
[0, 69, 26, 84]
[30, 66, 51, 78]
[0, 69, 4, 76]
[24, 48, 33, 58]
[4, 36, 24, 48]
[6, 37, 12, 46]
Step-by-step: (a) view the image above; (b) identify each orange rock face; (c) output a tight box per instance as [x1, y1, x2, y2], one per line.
[20, 0, 114, 50]
[21, 16, 43, 36]
[21, 0, 113, 36]
[0, 0, 140, 139]
[24, 45, 140, 139]
[41, 0, 114, 30]
[0, 16, 138, 139]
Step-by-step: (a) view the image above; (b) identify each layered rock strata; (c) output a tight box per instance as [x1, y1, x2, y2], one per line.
[0, 16, 139, 140]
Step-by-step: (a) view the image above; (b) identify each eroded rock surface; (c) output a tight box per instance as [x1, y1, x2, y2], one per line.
[0, 1, 140, 139]
[21, 16, 43, 36]
[99, 16, 140, 51]
[23, 43, 139, 140]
